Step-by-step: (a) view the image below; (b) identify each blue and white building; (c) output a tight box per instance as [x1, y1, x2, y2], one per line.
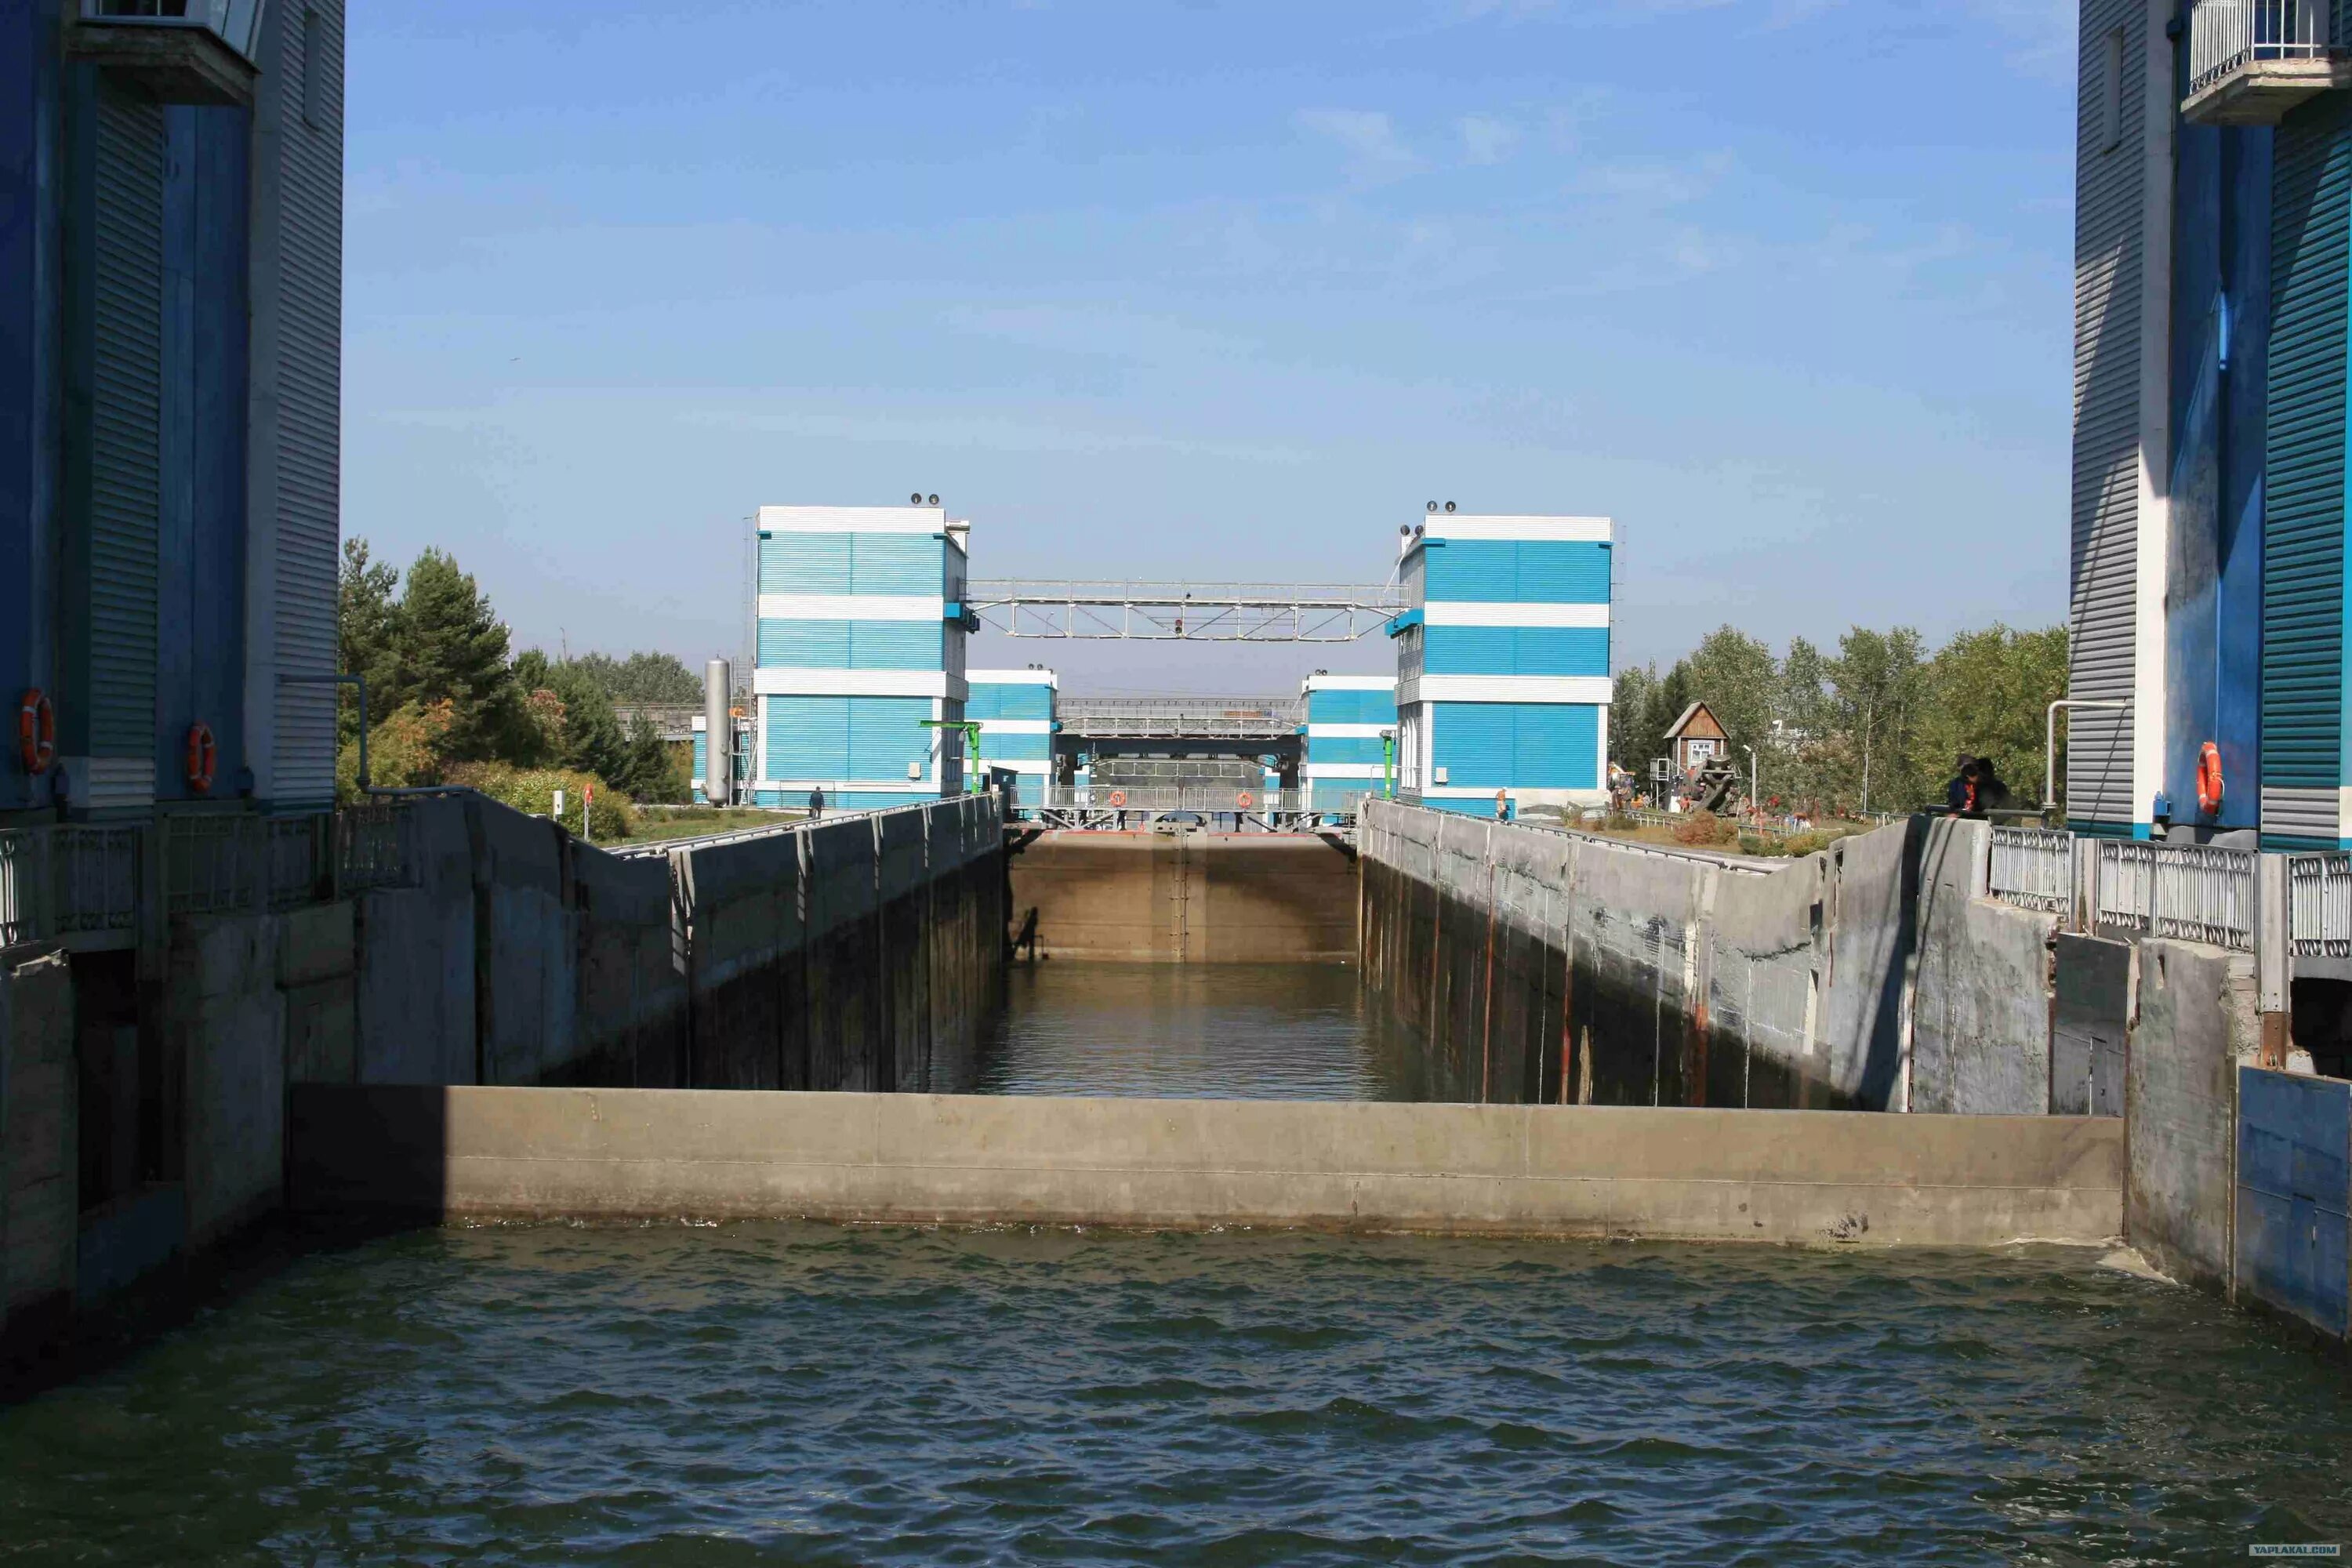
[966, 669, 1058, 792]
[1391, 514, 1613, 816]
[751, 504, 972, 810]
[1301, 674, 1398, 811]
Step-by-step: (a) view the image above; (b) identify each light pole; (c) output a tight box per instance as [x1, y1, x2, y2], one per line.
[1743, 744, 1758, 826]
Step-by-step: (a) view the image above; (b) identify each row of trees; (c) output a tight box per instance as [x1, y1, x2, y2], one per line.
[1610, 622, 2069, 817]
[336, 539, 701, 807]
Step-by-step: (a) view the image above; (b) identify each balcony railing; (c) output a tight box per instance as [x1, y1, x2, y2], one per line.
[2192, 0, 2331, 90]
[2288, 851, 2352, 957]
[2094, 840, 2258, 951]
[1988, 826, 2073, 913]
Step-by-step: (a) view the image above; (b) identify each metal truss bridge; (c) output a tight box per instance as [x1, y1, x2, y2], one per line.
[963, 580, 1404, 641]
[1056, 695, 1300, 741]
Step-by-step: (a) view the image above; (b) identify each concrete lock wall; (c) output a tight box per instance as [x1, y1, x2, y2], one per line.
[1358, 804, 2058, 1113]
[1007, 833, 1357, 964]
[0, 951, 75, 1355]
[288, 1083, 2127, 1247]
[672, 793, 1004, 1094]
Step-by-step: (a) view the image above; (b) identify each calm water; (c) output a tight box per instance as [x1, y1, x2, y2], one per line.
[3, 1224, 2349, 1565]
[973, 962, 1425, 1100]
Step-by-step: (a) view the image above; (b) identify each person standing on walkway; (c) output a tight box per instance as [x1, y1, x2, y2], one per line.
[808, 785, 826, 821]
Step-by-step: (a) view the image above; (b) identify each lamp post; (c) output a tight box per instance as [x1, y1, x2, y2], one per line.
[1743, 744, 1758, 826]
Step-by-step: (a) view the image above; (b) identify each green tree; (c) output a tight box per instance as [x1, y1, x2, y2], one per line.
[1680, 624, 1777, 771]
[1824, 626, 1926, 814]
[622, 713, 689, 803]
[570, 651, 702, 706]
[395, 549, 521, 762]
[544, 659, 632, 784]
[1918, 624, 2069, 808]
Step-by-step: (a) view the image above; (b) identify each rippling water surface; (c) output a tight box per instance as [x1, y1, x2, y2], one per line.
[972, 962, 1426, 1099]
[4, 1224, 2349, 1565]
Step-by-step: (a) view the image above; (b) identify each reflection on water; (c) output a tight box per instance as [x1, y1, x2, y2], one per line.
[968, 961, 1432, 1100]
[2, 1224, 2347, 1565]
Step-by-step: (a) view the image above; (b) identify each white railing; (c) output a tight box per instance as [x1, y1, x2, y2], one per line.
[2288, 851, 2352, 956]
[1038, 786, 1305, 815]
[2095, 840, 2258, 950]
[53, 826, 140, 936]
[0, 831, 34, 947]
[1989, 826, 2073, 913]
[2190, 0, 2338, 93]
[336, 802, 416, 892]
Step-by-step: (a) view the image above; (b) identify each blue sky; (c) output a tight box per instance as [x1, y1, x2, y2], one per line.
[343, 0, 2077, 695]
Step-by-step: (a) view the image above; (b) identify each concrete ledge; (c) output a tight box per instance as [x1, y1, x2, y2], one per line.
[291, 1086, 2124, 1247]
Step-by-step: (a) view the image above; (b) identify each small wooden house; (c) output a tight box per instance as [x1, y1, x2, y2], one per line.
[1664, 701, 1728, 775]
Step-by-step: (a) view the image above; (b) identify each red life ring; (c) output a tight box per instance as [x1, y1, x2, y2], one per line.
[16, 689, 54, 775]
[1107, 789, 1127, 808]
[184, 721, 217, 794]
[1236, 790, 1255, 808]
[2196, 741, 2223, 815]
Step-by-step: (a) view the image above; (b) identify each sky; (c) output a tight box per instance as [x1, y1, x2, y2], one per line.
[343, 0, 2078, 696]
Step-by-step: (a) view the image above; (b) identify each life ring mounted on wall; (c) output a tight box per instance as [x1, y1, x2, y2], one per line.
[185, 721, 218, 795]
[1107, 789, 1127, 808]
[16, 689, 54, 775]
[2195, 741, 2224, 816]
[1236, 789, 1255, 809]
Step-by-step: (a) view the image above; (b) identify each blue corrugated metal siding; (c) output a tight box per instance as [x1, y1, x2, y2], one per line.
[1306, 689, 1396, 724]
[0, 8, 34, 807]
[757, 619, 943, 669]
[978, 731, 1051, 763]
[759, 532, 943, 596]
[691, 731, 707, 779]
[1432, 702, 1598, 789]
[2236, 1067, 2350, 1338]
[967, 684, 1053, 722]
[761, 533, 851, 593]
[1423, 626, 1608, 677]
[849, 696, 933, 779]
[2267, 96, 2352, 800]
[1425, 541, 1610, 603]
[768, 695, 933, 779]
[1308, 736, 1388, 766]
[851, 533, 943, 594]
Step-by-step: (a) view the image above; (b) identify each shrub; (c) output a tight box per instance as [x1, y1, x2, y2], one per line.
[449, 762, 636, 840]
[1671, 809, 1721, 846]
[1602, 811, 1640, 834]
[1739, 833, 1791, 858]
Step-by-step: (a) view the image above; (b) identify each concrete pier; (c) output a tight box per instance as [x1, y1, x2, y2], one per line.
[289, 1083, 2123, 1247]
[1007, 832, 1356, 963]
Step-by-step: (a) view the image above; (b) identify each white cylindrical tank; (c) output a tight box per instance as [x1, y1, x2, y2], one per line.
[704, 659, 731, 804]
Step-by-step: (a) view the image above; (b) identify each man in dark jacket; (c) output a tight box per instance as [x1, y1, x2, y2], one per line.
[808, 786, 826, 820]
[1945, 755, 1979, 816]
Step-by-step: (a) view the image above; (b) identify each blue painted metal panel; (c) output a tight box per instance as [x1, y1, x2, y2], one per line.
[966, 683, 1052, 722]
[760, 532, 851, 593]
[691, 730, 706, 782]
[1431, 702, 1598, 789]
[757, 619, 942, 669]
[2237, 1066, 2351, 1338]
[1432, 702, 1514, 786]
[769, 695, 848, 778]
[1307, 688, 1396, 725]
[977, 731, 1050, 763]
[1424, 626, 1608, 677]
[848, 695, 934, 781]
[850, 533, 942, 595]
[1308, 735, 1388, 766]
[1426, 540, 1611, 604]
[2266, 95, 2352, 797]
[1515, 703, 1599, 788]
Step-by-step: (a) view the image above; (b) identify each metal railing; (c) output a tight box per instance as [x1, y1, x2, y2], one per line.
[1037, 785, 1305, 814]
[1989, 826, 2073, 913]
[0, 831, 34, 947]
[2095, 840, 2258, 950]
[163, 811, 337, 916]
[964, 581, 1405, 642]
[336, 801, 417, 893]
[2190, 0, 2339, 93]
[2288, 851, 2352, 957]
[53, 825, 140, 935]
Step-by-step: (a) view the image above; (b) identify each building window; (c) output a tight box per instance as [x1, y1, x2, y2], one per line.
[2101, 27, 2124, 153]
[300, 7, 321, 129]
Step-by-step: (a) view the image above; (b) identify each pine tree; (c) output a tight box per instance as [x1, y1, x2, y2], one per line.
[394, 549, 521, 763]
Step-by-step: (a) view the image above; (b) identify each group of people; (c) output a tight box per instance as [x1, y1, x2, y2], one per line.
[1943, 753, 2011, 818]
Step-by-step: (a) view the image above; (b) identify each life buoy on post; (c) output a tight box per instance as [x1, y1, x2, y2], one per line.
[1236, 790, 1254, 809]
[184, 721, 217, 794]
[16, 689, 54, 775]
[2196, 741, 2224, 815]
[1107, 789, 1127, 808]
